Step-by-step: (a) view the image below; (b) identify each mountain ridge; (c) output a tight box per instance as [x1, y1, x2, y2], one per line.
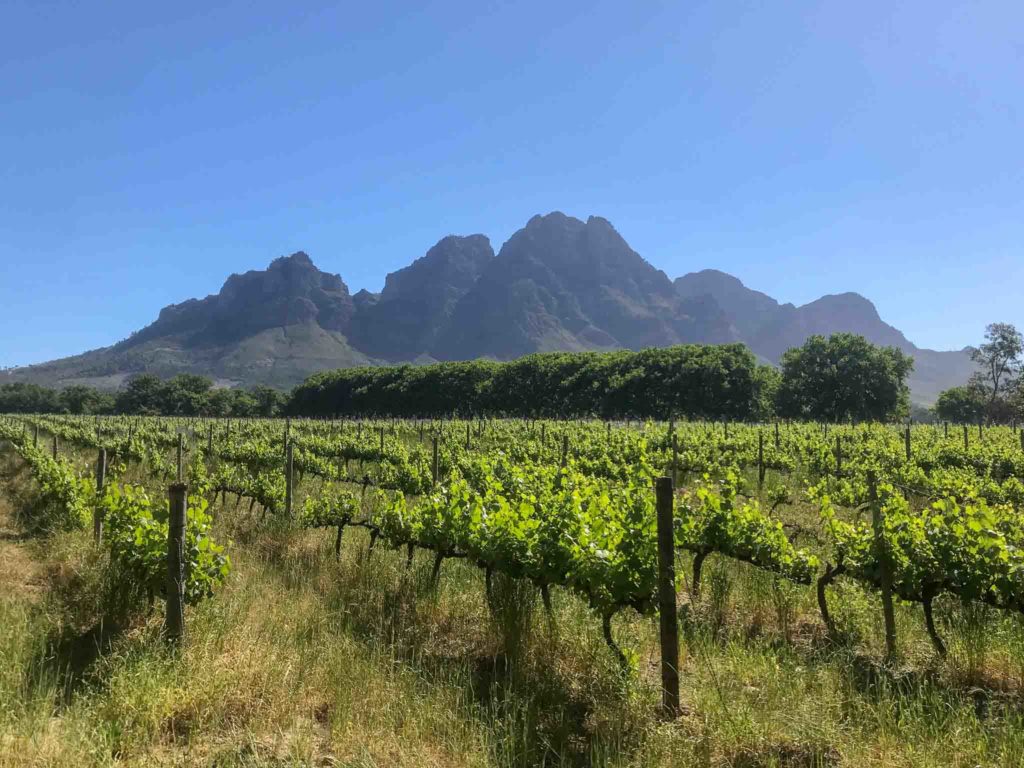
[3, 212, 974, 402]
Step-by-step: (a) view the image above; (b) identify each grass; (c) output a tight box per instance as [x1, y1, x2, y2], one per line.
[3, 445, 1024, 766]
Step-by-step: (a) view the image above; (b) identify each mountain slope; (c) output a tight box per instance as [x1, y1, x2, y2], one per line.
[675, 270, 974, 402]
[5, 213, 977, 401]
[433, 213, 735, 360]
[7, 252, 373, 390]
[350, 234, 493, 361]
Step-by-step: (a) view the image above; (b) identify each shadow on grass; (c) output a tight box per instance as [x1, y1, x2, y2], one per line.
[29, 617, 128, 706]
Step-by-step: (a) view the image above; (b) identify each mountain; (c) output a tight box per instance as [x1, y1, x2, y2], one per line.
[433, 213, 735, 359]
[5, 213, 976, 401]
[675, 269, 974, 402]
[6, 252, 372, 390]
[350, 234, 494, 361]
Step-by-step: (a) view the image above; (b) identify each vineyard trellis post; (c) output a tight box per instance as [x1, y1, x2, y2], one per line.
[904, 425, 911, 462]
[285, 439, 294, 517]
[93, 447, 107, 544]
[432, 435, 439, 487]
[672, 433, 680, 487]
[166, 483, 187, 644]
[51, 434, 58, 460]
[869, 470, 897, 660]
[655, 476, 680, 718]
[757, 430, 765, 488]
[963, 423, 969, 450]
[176, 433, 184, 482]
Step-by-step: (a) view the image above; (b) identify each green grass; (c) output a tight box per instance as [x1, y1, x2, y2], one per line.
[3, 446, 1024, 766]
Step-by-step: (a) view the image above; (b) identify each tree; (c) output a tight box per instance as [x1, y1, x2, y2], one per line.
[969, 322, 1022, 421]
[775, 333, 914, 422]
[161, 374, 214, 415]
[251, 386, 285, 417]
[59, 385, 114, 415]
[115, 374, 166, 415]
[0, 383, 60, 413]
[934, 385, 986, 424]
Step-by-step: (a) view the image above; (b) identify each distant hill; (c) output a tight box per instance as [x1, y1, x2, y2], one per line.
[4, 213, 975, 402]
[674, 269, 975, 402]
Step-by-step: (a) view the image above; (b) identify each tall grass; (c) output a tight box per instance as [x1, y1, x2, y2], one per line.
[3, 443, 1024, 766]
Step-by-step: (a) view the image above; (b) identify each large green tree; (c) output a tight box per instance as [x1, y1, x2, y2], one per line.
[933, 385, 986, 424]
[775, 333, 913, 422]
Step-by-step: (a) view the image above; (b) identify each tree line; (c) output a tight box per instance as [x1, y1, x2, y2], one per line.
[7, 327, 1017, 424]
[0, 375, 284, 417]
[291, 335, 914, 421]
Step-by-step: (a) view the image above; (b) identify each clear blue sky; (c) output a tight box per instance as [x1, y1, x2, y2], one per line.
[2, 0, 1021, 368]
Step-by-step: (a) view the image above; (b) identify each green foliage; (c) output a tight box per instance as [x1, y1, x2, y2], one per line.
[934, 385, 986, 424]
[103, 484, 230, 606]
[289, 344, 776, 419]
[775, 333, 913, 422]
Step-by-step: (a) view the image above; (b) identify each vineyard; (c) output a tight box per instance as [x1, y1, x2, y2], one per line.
[4, 414, 1024, 766]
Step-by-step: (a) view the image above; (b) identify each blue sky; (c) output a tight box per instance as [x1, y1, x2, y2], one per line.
[2, 0, 1021, 368]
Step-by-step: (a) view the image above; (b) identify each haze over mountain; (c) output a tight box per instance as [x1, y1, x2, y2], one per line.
[4, 213, 974, 402]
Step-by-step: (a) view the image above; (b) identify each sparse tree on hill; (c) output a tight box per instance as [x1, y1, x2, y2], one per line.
[969, 322, 1022, 421]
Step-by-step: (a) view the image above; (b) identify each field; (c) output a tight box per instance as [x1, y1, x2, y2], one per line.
[3, 414, 1024, 767]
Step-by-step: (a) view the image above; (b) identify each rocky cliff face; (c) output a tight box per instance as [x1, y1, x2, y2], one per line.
[350, 234, 493, 360]
[6, 213, 975, 401]
[128, 252, 355, 349]
[433, 213, 736, 359]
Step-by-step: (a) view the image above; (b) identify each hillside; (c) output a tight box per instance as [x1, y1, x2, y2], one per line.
[5, 213, 974, 401]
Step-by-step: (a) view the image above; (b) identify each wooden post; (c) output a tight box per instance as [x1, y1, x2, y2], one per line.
[177, 433, 184, 482]
[774, 421, 780, 449]
[51, 434, 58, 460]
[285, 440, 294, 517]
[904, 425, 911, 462]
[978, 420, 983, 441]
[655, 476, 680, 718]
[963, 423, 969, 450]
[33, 424, 38, 447]
[432, 436, 439, 487]
[207, 423, 213, 455]
[1020, 430, 1024, 453]
[758, 430, 766, 488]
[380, 426, 385, 453]
[869, 470, 897, 660]
[672, 433, 679, 487]
[943, 421, 948, 438]
[541, 423, 546, 445]
[560, 433, 569, 468]
[835, 434, 842, 476]
[93, 448, 107, 544]
[284, 417, 291, 456]
[465, 421, 471, 450]
[166, 483, 187, 644]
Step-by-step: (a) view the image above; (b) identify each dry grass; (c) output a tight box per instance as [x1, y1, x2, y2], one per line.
[3, 446, 1024, 767]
